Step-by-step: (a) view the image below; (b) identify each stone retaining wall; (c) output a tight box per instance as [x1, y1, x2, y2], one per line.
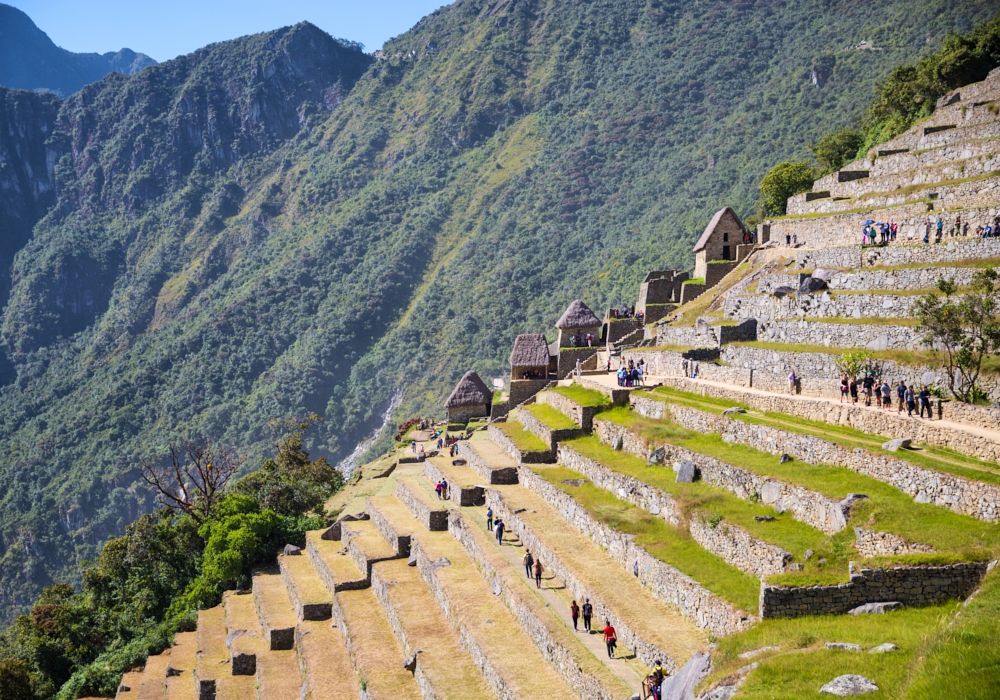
[457, 439, 519, 485]
[306, 537, 367, 592]
[761, 561, 993, 618]
[577, 377, 631, 405]
[724, 290, 921, 322]
[512, 466, 756, 637]
[757, 267, 979, 295]
[365, 498, 412, 556]
[516, 407, 585, 452]
[446, 512, 618, 700]
[483, 489, 683, 669]
[394, 478, 449, 531]
[652, 385, 1000, 522]
[688, 517, 791, 579]
[537, 390, 603, 430]
[595, 414, 851, 535]
[656, 320, 758, 349]
[853, 528, 934, 557]
[757, 319, 924, 350]
[793, 238, 1000, 271]
[487, 423, 555, 464]
[509, 379, 554, 409]
[422, 462, 485, 506]
[279, 555, 331, 621]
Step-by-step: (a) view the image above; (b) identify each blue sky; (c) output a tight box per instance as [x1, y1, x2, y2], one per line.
[8, 0, 448, 61]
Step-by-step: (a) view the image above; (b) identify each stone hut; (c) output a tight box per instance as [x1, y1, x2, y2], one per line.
[555, 300, 602, 348]
[693, 206, 748, 285]
[444, 371, 492, 423]
[636, 269, 687, 324]
[509, 334, 550, 380]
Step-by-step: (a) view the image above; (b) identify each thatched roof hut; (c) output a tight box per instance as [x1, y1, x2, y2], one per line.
[444, 371, 492, 408]
[555, 300, 601, 329]
[509, 334, 550, 369]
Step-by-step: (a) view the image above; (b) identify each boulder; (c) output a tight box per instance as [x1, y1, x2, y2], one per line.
[283, 544, 302, 556]
[882, 438, 912, 452]
[561, 479, 585, 487]
[819, 675, 879, 696]
[824, 642, 862, 652]
[868, 643, 900, 654]
[648, 446, 667, 465]
[812, 268, 836, 281]
[722, 407, 746, 415]
[799, 276, 828, 294]
[760, 481, 782, 504]
[676, 461, 698, 483]
[452, 459, 467, 466]
[402, 650, 422, 673]
[848, 602, 901, 615]
[804, 549, 815, 560]
[407, 551, 417, 567]
[612, 435, 623, 451]
[754, 515, 775, 522]
[773, 286, 796, 298]
[779, 453, 793, 464]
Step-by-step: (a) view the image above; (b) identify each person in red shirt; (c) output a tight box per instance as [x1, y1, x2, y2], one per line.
[570, 600, 580, 631]
[533, 559, 543, 589]
[603, 621, 617, 658]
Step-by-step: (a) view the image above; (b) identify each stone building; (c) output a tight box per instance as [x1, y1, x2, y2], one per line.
[509, 334, 551, 380]
[693, 206, 749, 285]
[444, 370, 492, 423]
[635, 269, 686, 324]
[555, 300, 602, 348]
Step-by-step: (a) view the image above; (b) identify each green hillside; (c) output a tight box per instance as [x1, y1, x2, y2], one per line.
[1, 0, 999, 621]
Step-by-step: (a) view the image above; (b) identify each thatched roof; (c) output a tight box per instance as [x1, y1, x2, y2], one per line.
[445, 371, 492, 407]
[555, 300, 601, 329]
[693, 206, 744, 253]
[509, 334, 550, 368]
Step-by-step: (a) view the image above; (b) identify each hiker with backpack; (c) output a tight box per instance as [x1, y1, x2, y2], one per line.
[603, 621, 618, 658]
[582, 599, 593, 632]
[523, 550, 534, 578]
[494, 518, 505, 545]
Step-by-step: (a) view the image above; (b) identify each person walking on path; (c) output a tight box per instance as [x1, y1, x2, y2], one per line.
[880, 380, 892, 411]
[582, 599, 593, 633]
[523, 550, 534, 579]
[533, 559, 543, 589]
[862, 372, 875, 406]
[603, 621, 618, 658]
[788, 370, 797, 395]
[849, 377, 858, 404]
[486, 507, 493, 531]
[435, 481, 443, 499]
[905, 384, 916, 417]
[936, 218, 944, 242]
[896, 380, 907, 414]
[919, 386, 933, 419]
[840, 374, 849, 403]
[494, 518, 505, 545]
[441, 478, 449, 500]
[570, 600, 580, 631]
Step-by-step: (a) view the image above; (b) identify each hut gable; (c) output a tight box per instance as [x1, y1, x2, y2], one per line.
[444, 371, 492, 408]
[509, 334, 550, 368]
[693, 206, 744, 255]
[555, 300, 601, 329]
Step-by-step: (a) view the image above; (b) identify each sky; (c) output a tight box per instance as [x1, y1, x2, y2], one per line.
[7, 0, 449, 61]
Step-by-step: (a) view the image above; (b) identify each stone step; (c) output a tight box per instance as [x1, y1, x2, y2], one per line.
[395, 476, 449, 531]
[279, 551, 332, 621]
[253, 567, 299, 652]
[368, 557, 494, 699]
[114, 671, 144, 700]
[483, 476, 709, 671]
[194, 605, 256, 700]
[306, 530, 369, 593]
[295, 619, 358, 700]
[457, 435, 519, 484]
[136, 649, 170, 700]
[869, 136, 1000, 178]
[224, 589, 303, 699]
[164, 631, 198, 700]
[377, 480, 580, 699]
[334, 587, 423, 700]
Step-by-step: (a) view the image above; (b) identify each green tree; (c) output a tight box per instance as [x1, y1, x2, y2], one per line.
[759, 162, 815, 216]
[812, 128, 863, 174]
[834, 349, 876, 379]
[915, 270, 1000, 403]
[0, 659, 34, 700]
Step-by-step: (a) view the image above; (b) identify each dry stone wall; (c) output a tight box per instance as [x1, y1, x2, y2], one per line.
[757, 319, 923, 350]
[537, 390, 602, 430]
[761, 561, 993, 618]
[394, 478, 448, 531]
[516, 407, 585, 452]
[724, 290, 922, 322]
[793, 238, 1000, 271]
[595, 414, 851, 535]
[756, 267, 979, 295]
[486, 423, 555, 464]
[511, 466, 757, 637]
[853, 528, 934, 558]
[422, 462, 484, 506]
[457, 439, 519, 485]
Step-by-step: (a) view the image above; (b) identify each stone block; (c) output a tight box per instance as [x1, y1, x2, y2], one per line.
[824, 642, 862, 651]
[882, 438, 912, 452]
[847, 601, 901, 615]
[819, 675, 878, 696]
[676, 462, 697, 483]
[868, 643, 899, 654]
[283, 544, 301, 556]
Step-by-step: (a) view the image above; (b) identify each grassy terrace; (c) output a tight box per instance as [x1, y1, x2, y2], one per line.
[598, 405, 1000, 585]
[522, 403, 578, 431]
[529, 463, 761, 613]
[801, 316, 920, 326]
[547, 385, 611, 407]
[564, 436, 846, 576]
[493, 419, 549, 453]
[640, 385, 1000, 486]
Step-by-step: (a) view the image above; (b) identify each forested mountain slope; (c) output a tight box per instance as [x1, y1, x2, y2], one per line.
[0, 0, 997, 619]
[0, 3, 155, 97]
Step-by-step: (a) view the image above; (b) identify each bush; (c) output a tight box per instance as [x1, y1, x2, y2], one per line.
[812, 128, 863, 174]
[759, 162, 816, 216]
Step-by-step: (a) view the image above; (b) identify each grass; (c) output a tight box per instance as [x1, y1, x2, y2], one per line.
[547, 384, 612, 407]
[865, 255, 1000, 272]
[637, 343, 696, 353]
[597, 405, 1000, 569]
[522, 403, 578, 431]
[530, 463, 762, 613]
[683, 277, 706, 285]
[801, 316, 921, 326]
[493, 420, 549, 453]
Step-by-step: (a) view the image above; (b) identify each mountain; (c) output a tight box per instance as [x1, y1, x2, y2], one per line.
[0, 0, 999, 621]
[0, 3, 155, 96]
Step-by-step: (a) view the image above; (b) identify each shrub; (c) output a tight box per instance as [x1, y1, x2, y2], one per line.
[759, 162, 816, 216]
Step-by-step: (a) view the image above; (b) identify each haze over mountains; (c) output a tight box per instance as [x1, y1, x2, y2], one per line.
[0, 0, 999, 620]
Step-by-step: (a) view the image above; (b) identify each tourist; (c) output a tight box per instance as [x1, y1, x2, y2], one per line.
[649, 661, 667, 700]
[441, 478, 449, 500]
[936, 218, 944, 242]
[788, 370, 797, 395]
[494, 518, 505, 545]
[603, 621, 618, 658]
[582, 598, 593, 632]
[486, 506, 493, 531]
[840, 374, 849, 403]
[880, 380, 891, 411]
[523, 549, 534, 578]
[791, 233, 798, 247]
[534, 559, 543, 589]
[849, 377, 858, 404]
[905, 384, 916, 416]
[924, 219, 931, 244]
[891, 220, 898, 241]
[571, 600, 580, 631]
[919, 386, 933, 419]
[435, 480, 444, 499]
[955, 215, 962, 237]
[896, 380, 907, 414]
[862, 372, 875, 406]
[786, 233, 792, 246]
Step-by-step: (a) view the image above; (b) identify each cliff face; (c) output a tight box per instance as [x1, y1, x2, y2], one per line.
[0, 3, 156, 97]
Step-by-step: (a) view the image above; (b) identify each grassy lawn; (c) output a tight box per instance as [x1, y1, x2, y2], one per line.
[634, 343, 696, 353]
[522, 403, 578, 431]
[597, 407, 1000, 574]
[698, 601, 962, 700]
[530, 464, 761, 613]
[547, 385, 612, 407]
[493, 420, 549, 453]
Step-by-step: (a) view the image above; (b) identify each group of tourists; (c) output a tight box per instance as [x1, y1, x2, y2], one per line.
[610, 304, 644, 323]
[974, 214, 1000, 237]
[519, 368, 547, 379]
[616, 358, 645, 387]
[569, 332, 597, 347]
[485, 507, 506, 545]
[862, 220, 897, 245]
[921, 214, 1000, 243]
[434, 478, 450, 500]
[522, 549, 545, 588]
[435, 432, 465, 457]
[839, 372, 935, 419]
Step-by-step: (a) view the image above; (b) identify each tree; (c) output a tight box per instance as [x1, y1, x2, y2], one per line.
[759, 161, 815, 216]
[0, 659, 34, 700]
[141, 442, 243, 524]
[812, 128, 862, 174]
[834, 349, 877, 379]
[915, 269, 1000, 403]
